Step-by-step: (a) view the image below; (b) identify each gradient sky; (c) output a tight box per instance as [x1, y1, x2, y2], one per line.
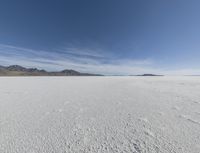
[0, 0, 200, 75]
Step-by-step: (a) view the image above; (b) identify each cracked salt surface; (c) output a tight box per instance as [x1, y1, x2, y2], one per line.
[0, 76, 200, 153]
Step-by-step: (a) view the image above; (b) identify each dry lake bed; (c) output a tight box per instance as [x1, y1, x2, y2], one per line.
[0, 76, 200, 153]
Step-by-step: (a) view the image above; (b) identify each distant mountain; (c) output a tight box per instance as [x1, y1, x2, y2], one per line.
[136, 74, 164, 76]
[0, 65, 102, 76]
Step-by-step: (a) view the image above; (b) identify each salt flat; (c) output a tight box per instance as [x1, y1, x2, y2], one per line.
[0, 76, 200, 153]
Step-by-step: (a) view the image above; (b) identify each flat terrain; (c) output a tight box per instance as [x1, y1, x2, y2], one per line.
[0, 77, 200, 153]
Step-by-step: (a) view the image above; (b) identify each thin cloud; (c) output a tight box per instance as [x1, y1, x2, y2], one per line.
[57, 47, 105, 58]
[2, 43, 197, 75]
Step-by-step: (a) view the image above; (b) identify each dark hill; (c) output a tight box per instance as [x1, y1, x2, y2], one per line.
[0, 65, 102, 76]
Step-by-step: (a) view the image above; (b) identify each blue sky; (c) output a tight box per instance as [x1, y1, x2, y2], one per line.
[0, 0, 200, 75]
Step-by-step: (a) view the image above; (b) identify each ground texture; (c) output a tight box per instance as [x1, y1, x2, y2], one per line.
[0, 77, 200, 153]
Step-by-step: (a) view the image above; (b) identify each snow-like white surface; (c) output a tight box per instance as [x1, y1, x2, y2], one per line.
[0, 76, 200, 153]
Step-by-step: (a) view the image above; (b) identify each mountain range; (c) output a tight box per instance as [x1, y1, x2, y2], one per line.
[0, 65, 102, 76]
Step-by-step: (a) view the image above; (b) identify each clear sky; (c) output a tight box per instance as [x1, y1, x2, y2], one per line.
[0, 0, 200, 75]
